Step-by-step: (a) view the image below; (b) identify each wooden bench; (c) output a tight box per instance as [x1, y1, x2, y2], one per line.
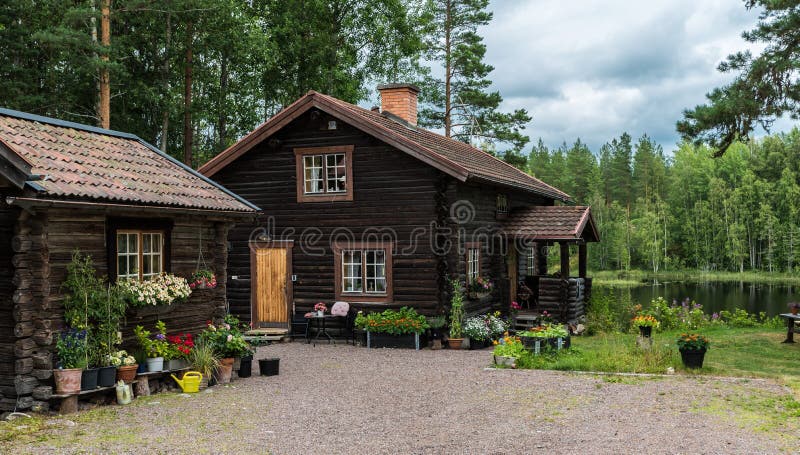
[51, 380, 140, 414]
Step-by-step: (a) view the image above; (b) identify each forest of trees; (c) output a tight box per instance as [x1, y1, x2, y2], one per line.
[525, 130, 800, 274]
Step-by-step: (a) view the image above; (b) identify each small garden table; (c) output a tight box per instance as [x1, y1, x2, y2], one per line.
[779, 313, 800, 343]
[307, 314, 337, 346]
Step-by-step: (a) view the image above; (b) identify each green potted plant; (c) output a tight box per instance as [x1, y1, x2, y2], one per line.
[200, 317, 249, 383]
[107, 350, 138, 383]
[447, 280, 465, 349]
[463, 315, 490, 349]
[426, 315, 447, 350]
[54, 328, 88, 394]
[354, 307, 429, 349]
[486, 312, 509, 341]
[492, 335, 525, 368]
[676, 333, 709, 369]
[134, 321, 171, 372]
[187, 338, 220, 390]
[632, 314, 659, 338]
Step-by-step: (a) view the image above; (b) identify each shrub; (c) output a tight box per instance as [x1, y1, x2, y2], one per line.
[463, 316, 490, 341]
[585, 290, 619, 334]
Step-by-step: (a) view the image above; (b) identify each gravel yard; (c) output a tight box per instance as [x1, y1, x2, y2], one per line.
[2, 342, 796, 454]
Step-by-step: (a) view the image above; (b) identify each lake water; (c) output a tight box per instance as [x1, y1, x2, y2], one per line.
[596, 280, 800, 316]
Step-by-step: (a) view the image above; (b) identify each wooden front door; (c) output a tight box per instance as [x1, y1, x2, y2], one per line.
[251, 244, 292, 328]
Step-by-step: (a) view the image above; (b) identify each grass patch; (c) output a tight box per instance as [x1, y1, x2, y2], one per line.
[517, 326, 800, 384]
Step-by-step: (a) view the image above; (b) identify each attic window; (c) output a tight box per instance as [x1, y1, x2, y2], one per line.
[496, 194, 508, 217]
[294, 145, 354, 203]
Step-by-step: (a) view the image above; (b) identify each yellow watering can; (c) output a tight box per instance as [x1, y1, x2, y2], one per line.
[171, 371, 202, 393]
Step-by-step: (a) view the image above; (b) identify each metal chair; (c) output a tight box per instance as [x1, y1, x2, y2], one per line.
[290, 311, 309, 342]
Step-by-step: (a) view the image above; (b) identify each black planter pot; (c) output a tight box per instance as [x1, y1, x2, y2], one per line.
[239, 357, 253, 378]
[638, 326, 653, 338]
[136, 363, 146, 374]
[680, 348, 706, 369]
[468, 338, 490, 350]
[259, 358, 280, 376]
[81, 367, 99, 391]
[98, 366, 117, 387]
[367, 332, 420, 349]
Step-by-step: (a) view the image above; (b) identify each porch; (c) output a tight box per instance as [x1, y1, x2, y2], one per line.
[502, 205, 599, 325]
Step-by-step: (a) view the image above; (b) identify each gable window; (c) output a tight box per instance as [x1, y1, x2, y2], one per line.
[334, 242, 393, 303]
[496, 194, 508, 216]
[117, 230, 164, 280]
[527, 247, 536, 275]
[465, 242, 481, 283]
[295, 145, 354, 202]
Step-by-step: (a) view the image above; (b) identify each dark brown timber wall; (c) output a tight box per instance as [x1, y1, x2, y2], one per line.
[0, 205, 233, 411]
[213, 111, 443, 321]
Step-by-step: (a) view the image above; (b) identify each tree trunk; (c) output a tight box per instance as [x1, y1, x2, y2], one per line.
[217, 56, 229, 151]
[98, 0, 111, 129]
[444, 0, 452, 138]
[160, 12, 172, 152]
[183, 19, 194, 166]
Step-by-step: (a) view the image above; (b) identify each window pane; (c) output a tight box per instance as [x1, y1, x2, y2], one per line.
[128, 235, 138, 254]
[117, 234, 127, 253]
[152, 253, 162, 274]
[304, 155, 324, 194]
[143, 255, 151, 275]
[143, 233, 151, 253]
[118, 256, 128, 277]
[325, 153, 346, 193]
[129, 256, 138, 275]
[152, 234, 161, 253]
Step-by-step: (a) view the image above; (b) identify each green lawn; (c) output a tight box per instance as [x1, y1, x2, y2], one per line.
[520, 326, 800, 391]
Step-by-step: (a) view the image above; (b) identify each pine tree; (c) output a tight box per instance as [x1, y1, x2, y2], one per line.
[418, 0, 530, 152]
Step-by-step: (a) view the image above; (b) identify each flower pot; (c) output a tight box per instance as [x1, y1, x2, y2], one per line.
[494, 355, 515, 367]
[214, 357, 235, 384]
[239, 357, 253, 378]
[468, 338, 490, 350]
[53, 368, 82, 394]
[792, 308, 798, 315]
[679, 348, 707, 369]
[198, 375, 209, 390]
[117, 365, 138, 383]
[81, 367, 99, 391]
[165, 359, 187, 371]
[146, 357, 164, 372]
[366, 332, 421, 349]
[136, 363, 147, 374]
[98, 366, 117, 387]
[259, 358, 280, 376]
[447, 338, 464, 350]
[638, 326, 653, 338]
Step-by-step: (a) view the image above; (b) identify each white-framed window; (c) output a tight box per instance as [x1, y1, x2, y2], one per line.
[303, 153, 346, 194]
[117, 231, 163, 281]
[335, 242, 392, 302]
[466, 245, 480, 283]
[342, 249, 387, 294]
[496, 194, 508, 215]
[527, 247, 536, 275]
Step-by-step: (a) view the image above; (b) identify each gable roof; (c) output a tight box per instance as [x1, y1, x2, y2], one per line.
[199, 91, 571, 202]
[0, 108, 257, 213]
[501, 205, 599, 242]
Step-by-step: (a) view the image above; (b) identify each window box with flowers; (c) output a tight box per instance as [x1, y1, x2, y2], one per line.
[354, 307, 429, 350]
[467, 276, 493, 300]
[518, 323, 571, 353]
[120, 273, 192, 317]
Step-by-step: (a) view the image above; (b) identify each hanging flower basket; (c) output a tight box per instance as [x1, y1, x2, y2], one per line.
[190, 270, 217, 290]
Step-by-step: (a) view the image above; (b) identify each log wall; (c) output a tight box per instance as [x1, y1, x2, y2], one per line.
[213, 110, 442, 320]
[0, 197, 19, 410]
[1, 205, 233, 411]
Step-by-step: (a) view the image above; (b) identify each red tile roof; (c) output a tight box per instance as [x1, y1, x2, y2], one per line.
[200, 91, 571, 202]
[501, 206, 599, 241]
[0, 109, 257, 212]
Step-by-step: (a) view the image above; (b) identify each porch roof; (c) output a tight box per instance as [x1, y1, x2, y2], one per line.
[501, 205, 599, 242]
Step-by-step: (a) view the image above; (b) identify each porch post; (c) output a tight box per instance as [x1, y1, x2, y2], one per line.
[559, 242, 570, 279]
[536, 242, 548, 275]
[578, 243, 587, 278]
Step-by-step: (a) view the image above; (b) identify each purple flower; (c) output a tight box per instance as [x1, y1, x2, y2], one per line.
[155, 333, 166, 341]
[711, 313, 720, 320]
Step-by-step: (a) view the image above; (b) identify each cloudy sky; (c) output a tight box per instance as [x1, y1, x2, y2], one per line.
[480, 0, 784, 153]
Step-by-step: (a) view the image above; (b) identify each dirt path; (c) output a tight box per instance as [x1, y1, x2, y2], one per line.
[1, 342, 795, 454]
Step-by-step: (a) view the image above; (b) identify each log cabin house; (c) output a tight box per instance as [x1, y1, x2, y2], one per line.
[200, 84, 599, 330]
[0, 109, 257, 412]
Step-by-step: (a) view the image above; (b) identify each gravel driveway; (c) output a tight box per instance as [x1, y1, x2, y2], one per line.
[2, 342, 795, 454]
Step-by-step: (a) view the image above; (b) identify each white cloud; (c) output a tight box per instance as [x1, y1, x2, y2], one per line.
[482, 0, 768, 153]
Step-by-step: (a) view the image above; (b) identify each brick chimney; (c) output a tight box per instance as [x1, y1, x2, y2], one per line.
[377, 83, 420, 126]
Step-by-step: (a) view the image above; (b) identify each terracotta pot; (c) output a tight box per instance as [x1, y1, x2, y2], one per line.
[447, 338, 464, 350]
[214, 357, 235, 384]
[116, 365, 138, 383]
[792, 308, 798, 315]
[53, 368, 82, 394]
